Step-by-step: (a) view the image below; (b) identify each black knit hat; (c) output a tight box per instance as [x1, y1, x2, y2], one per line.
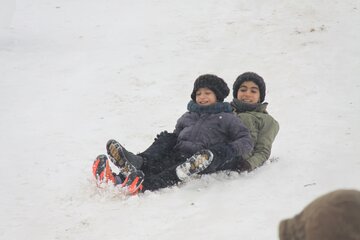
[191, 74, 230, 102]
[233, 72, 266, 103]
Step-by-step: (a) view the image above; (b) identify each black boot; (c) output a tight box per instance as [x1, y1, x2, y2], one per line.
[106, 139, 144, 176]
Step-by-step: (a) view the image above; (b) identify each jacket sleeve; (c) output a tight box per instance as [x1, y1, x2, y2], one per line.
[227, 116, 254, 157]
[244, 116, 279, 170]
[173, 112, 188, 136]
[172, 112, 204, 154]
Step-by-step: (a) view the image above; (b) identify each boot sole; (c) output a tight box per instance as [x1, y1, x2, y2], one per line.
[106, 139, 137, 177]
[107, 140, 126, 167]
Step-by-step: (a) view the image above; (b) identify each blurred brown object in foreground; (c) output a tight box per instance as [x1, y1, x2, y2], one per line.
[279, 189, 360, 240]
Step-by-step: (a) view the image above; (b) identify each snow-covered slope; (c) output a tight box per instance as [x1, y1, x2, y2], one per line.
[1, 0, 359, 239]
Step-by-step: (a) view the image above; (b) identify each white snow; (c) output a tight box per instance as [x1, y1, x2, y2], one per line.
[1, 0, 360, 239]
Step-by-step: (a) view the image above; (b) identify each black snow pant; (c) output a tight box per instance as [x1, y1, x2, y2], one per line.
[137, 131, 242, 191]
[138, 131, 186, 191]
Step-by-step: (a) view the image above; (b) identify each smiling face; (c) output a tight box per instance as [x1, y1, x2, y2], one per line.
[195, 87, 217, 106]
[236, 81, 261, 104]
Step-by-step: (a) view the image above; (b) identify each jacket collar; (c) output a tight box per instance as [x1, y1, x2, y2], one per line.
[187, 100, 233, 114]
[231, 98, 268, 113]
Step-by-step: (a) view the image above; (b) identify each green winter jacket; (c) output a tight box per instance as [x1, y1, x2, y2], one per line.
[231, 99, 279, 171]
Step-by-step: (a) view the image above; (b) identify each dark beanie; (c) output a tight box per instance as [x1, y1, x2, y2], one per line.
[191, 74, 230, 102]
[233, 72, 266, 103]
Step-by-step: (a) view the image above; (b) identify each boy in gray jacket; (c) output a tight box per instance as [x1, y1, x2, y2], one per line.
[93, 74, 253, 194]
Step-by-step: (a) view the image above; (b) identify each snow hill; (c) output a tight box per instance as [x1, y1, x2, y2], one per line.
[1, 0, 359, 239]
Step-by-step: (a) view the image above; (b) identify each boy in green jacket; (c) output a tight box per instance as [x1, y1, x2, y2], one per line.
[231, 72, 279, 171]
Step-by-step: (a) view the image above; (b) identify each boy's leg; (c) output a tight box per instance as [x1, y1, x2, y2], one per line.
[107, 131, 177, 177]
[175, 143, 239, 176]
[200, 144, 238, 174]
[175, 150, 214, 180]
[142, 149, 216, 191]
[200, 156, 239, 174]
[138, 131, 179, 176]
[140, 147, 240, 191]
[142, 165, 180, 191]
[141, 151, 189, 191]
[141, 131, 177, 159]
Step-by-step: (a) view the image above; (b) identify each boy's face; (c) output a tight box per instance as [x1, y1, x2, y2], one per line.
[237, 81, 260, 104]
[195, 87, 217, 106]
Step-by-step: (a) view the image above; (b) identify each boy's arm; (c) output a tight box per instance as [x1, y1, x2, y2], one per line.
[242, 117, 279, 171]
[173, 112, 188, 135]
[227, 117, 254, 157]
[207, 116, 253, 162]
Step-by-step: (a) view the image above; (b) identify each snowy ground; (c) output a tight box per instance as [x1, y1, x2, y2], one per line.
[1, 0, 360, 239]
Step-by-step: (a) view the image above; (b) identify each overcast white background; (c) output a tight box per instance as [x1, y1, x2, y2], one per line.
[1, 0, 360, 239]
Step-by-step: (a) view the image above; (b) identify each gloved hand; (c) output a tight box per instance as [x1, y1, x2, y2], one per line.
[152, 130, 178, 151]
[154, 131, 177, 141]
[155, 130, 168, 140]
[237, 159, 252, 172]
[209, 143, 235, 160]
